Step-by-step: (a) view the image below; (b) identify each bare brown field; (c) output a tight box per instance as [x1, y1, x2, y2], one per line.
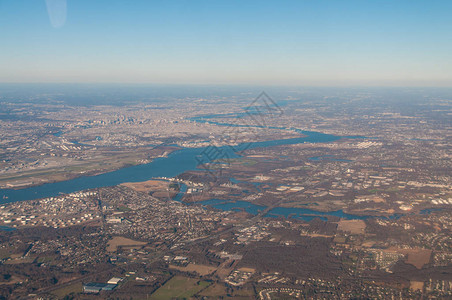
[387, 247, 432, 269]
[107, 236, 147, 252]
[301, 233, 333, 238]
[121, 179, 168, 193]
[337, 219, 366, 234]
[410, 281, 424, 291]
[169, 263, 218, 276]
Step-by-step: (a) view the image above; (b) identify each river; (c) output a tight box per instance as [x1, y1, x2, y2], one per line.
[0, 130, 341, 204]
[2, 114, 402, 221]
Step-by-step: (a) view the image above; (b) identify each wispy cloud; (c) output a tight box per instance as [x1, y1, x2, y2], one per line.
[45, 0, 67, 28]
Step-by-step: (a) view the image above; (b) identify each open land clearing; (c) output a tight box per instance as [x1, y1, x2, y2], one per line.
[150, 276, 210, 300]
[337, 219, 366, 234]
[121, 179, 169, 193]
[386, 247, 432, 269]
[106, 236, 147, 252]
[169, 263, 218, 276]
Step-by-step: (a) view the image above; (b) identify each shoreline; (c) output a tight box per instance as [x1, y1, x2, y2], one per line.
[0, 131, 344, 204]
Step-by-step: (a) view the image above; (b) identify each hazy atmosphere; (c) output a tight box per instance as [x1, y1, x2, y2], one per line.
[0, 1, 451, 299]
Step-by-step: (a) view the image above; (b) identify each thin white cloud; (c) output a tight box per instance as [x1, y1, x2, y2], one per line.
[45, 0, 67, 28]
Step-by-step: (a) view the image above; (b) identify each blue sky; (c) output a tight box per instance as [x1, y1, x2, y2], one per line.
[1, 0, 451, 86]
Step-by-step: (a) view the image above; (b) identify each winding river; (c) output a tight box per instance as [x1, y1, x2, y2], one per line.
[0, 130, 341, 204]
[1, 113, 403, 221]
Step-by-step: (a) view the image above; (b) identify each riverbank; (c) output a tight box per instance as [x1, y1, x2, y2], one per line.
[0, 130, 342, 204]
[0, 146, 178, 190]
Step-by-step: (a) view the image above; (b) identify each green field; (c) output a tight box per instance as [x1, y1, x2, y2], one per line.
[150, 276, 210, 300]
[51, 282, 83, 298]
